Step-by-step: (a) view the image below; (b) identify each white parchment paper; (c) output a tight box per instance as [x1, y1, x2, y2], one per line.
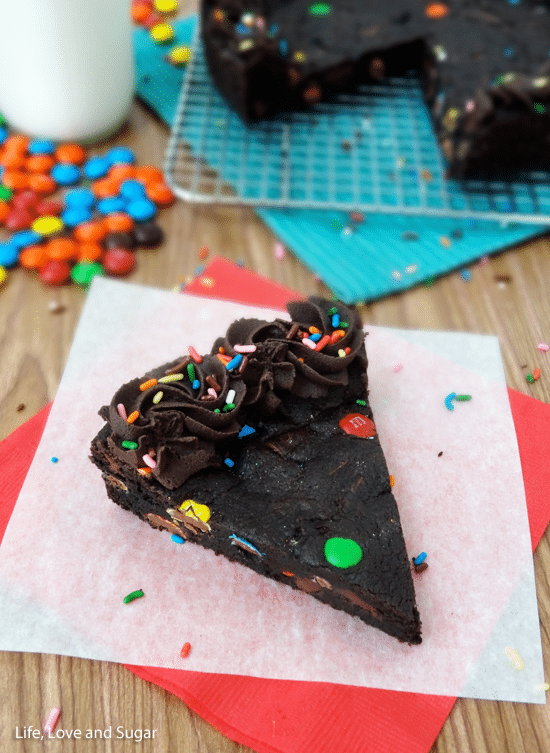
[0, 278, 544, 702]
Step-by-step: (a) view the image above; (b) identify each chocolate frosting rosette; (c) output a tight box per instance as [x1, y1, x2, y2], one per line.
[106, 352, 246, 489]
[212, 298, 367, 407]
[212, 318, 295, 414]
[279, 298, 368, 399]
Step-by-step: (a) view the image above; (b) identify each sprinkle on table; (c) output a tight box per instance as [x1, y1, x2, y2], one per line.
[123, 589, 144, 604]
[180, 642, 192, 658]
[43, 707, 61, 735]
[505, 646, 524, 670]
[444, 392, 457, 411]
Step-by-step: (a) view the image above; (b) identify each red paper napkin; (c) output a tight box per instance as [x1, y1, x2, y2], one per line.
[2, 257, 549, 753]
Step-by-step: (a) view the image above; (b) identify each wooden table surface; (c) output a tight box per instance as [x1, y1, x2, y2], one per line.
[1, 78, 550, 752]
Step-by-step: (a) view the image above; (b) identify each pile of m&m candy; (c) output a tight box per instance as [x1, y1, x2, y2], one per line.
[0, 120, 175, 287]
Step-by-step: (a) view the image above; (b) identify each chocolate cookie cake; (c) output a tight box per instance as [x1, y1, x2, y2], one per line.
[90, 298, 421, 644]
[200, 0, 550, 177]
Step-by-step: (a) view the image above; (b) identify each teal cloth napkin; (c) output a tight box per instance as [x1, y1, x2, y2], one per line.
[134, 17, 549, 303]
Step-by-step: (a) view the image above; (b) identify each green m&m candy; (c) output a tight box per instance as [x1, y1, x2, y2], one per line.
[309, 2, 332, 15]
[324, 537, 363, 568]
[71, 261, 104, 287]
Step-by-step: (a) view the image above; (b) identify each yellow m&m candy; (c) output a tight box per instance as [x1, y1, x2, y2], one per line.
[179, 499, 211, 524]
[31, 215, 64, 236]
[150, 22, 175, 43]
[167, 45, 191, 66]
[154, 0, 179, 12]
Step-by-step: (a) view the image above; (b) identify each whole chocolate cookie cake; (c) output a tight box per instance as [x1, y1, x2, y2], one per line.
[90, 298, 422, 644]
[200, 0, 550, 177]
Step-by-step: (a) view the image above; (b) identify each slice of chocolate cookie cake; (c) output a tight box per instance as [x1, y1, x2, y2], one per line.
[90, 298, 421, 644]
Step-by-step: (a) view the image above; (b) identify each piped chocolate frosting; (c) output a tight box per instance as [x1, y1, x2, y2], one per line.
[103, 297, 366, 489]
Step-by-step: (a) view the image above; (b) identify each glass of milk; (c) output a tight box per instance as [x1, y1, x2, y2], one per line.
[0, 0, 135, 143]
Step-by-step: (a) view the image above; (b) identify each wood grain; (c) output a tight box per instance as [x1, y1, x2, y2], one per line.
[1, 90, 550, 753]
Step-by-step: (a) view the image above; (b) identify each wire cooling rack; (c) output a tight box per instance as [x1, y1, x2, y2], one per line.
[164, 27, 550, 225]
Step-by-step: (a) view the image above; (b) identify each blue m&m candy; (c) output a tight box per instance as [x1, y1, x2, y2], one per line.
[64, 187, 95, 209]
[96, 196, 126, 214]
[61, 206, 93, 227]
[107, 146, 136, 165]
[10, 230, 41, 249]
[127, 198, 157, 221]
[27, 139, 55, 155]
[119, 179, 147, 201]
[0, 242, 20, 267]
[51, 163, 80, 186]
[83, 155, 110, 180]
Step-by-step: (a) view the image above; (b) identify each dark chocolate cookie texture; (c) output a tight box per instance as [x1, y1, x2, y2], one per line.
[200, 0, 550, 177]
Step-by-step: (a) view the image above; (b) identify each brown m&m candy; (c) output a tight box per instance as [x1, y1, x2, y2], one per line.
[133, 220, 164, 247]
[104, 231, 136, 250]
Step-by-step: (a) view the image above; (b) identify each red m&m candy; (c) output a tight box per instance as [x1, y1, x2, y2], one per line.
[39, 259, 72, 285]
[339, 413, 377, 438]
[103, 247, 136, 276]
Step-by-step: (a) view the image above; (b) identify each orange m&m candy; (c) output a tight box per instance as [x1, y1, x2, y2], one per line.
[2, 170, 28, 190]
[91, 177, 119, 198]
[0, 151, 26, 169]
[55, 143, 87, 165]
[27, 174, 57, 194]
[0, 202, 10, 224]
[19, 244, 50, 270]
[106, 164, 136, 187]
[73, 220, 107, 243]
[132, 2, 152, 23]
[134, 165, 164, 184]
[425, 2, 449, 18]
[77, 242, 104, 262]
[3, 134, 29, 153]
[45, 237, 79, 262]
[103, 212, 134, 233]
[26, 154, 56, 173]
[146, 181, 175, 206]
